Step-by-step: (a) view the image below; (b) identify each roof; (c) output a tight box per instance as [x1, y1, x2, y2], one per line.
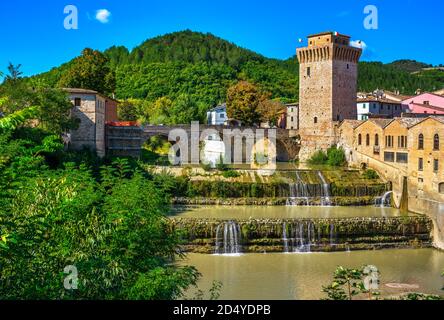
[403, 92, 444, 102]
[285, 102, 299, 107]
[409, 103, 444, 112]
[308, 31, 350, 39]
[383, 91, 413, 101]
[408, 116, 444, 129]
[339, 119, 363, 129]
[357, 97, 402, 104]
[209, 103, 227, 112]
[385, 117, 424, 129]
[63, 88, 119, 103]
[355, 118, 394, 130]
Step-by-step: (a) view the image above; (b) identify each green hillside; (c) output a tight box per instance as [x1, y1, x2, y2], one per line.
[27, 30, 444, 107]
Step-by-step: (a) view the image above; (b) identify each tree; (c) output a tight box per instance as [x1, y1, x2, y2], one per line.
[58, 48, 116, 95]
[226, 81, 264, 126]
[4, 62, 23, 83]
[258, 99, 285, 126]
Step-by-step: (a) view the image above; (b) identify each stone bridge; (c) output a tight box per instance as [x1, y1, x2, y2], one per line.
[106, 124, 300, 162]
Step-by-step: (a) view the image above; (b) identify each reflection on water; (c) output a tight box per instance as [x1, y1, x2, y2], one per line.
[170, 205, 403, 219]
[181, 249, 444, 300]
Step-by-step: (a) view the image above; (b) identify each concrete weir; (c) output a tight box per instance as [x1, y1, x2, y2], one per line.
[170, 216, 433, 254]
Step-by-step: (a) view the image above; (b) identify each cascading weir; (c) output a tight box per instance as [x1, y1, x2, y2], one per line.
[171, 216, 433, 254]
[286, 171, 332, 206]
[214, 221, 242, 255]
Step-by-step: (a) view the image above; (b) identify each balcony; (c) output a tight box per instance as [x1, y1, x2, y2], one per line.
[373, 146, 380, 155]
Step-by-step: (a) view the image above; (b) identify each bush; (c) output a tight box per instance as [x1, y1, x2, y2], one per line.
[201, 162, 212, 172]
[222, 170, 240, 179]
[216, 155, 228, 171]
[326, 146, 347, 167]
[308, 150, 328, 165]
[308, 146, 347, 167]
[363, 169, 379, 180]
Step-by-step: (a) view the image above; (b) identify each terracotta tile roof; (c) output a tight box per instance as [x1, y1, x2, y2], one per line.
[410, 103, 444, 112]
[357, 96, 401, 104]
[340, 119, 363, 129]
[367, 118, 394, 128]
[396, 117, 424, 128]
[63, 88, 98, 94]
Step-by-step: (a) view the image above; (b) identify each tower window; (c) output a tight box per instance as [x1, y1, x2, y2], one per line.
[347, 64, 349, 69]
[434, 159, 439, 173]
[366, 134, 370, 146]
[375, 134, 379, 147]
[358, 134, 362, 146]
[314, 117, 318, 124]
[307, 67, 311, 77]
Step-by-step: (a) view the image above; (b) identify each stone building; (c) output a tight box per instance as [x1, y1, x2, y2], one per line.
[65, 88, 118, 157]
[339, 115, 444, 248]
[286, 103, 299, 130]
[296, 31, 362, 160]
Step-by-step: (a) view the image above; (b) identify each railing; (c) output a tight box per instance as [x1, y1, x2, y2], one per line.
[373, 146, 380, 154]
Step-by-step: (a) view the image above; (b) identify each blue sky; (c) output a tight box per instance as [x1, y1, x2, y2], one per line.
[0, 0, 443, 78]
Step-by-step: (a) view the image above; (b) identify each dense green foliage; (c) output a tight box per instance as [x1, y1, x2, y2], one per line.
[362, 169, 379, 180]
[308, 146, 347, 167]
[0, 85, 201, 299]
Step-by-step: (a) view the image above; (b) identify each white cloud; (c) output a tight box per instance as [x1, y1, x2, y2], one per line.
[350, 40, 367, 50]
[95, 9, 111, 24]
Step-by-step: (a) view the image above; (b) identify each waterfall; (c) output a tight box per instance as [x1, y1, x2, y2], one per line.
[215, 221, 242, 255]
[375, 191, 393, 208]
[329, 223, 337, 246]
[286, 172, 310, 206]
[282, 222, 289, 253]
[317, 171, 332, 206]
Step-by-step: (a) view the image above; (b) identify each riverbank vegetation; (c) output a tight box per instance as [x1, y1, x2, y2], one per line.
[0, 85, 203, 299]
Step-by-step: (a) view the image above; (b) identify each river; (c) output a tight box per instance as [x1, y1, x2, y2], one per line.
[170, 205, 404, 219]
[181, 249, 444, 300]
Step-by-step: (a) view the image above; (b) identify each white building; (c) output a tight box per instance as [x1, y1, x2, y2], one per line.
[357, 97, 405, 120]
[207, 103, 227, 125]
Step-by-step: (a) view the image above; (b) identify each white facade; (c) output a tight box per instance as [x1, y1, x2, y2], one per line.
[207, 103, 227, 125]
[357, 100, 404, 121]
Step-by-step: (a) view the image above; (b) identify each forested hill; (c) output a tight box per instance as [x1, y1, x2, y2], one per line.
[30, 30, 444, 106]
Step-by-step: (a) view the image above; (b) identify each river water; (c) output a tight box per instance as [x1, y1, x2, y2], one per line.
[170, 205, 403, 219]
[181, 249, 444, 300]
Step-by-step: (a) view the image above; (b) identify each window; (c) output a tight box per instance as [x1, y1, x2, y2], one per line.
[418, 158, 424, 171]
[358, 134, 362, 146]
[424, 101, 430, 105]
[347, 64, 349, 69]
[434, 159, 439, 172]
[375, 134, 379, 146]
[385, 135, 394, 148]
[418, 134, 424, 150]
[373, 104, 376, 109]
[336, 115, 340, 121]
[434, 134, 440, 150]
[74, 98, 81, 107]
[307, 67, 311, 77]
[362, 104, 366, 109]
[314, 117, 318, 124]
[384, 152, 395, 162]
[291, 117, 294, 122]
[366, 134, 370, 146]
[439, 183, 444, 194]
[396, 153, 408, 164]
[220, 114, 225, 119]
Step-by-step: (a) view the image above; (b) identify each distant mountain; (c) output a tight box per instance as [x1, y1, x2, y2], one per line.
[388, 59, 432, 73]
[28, 30, 444, 106]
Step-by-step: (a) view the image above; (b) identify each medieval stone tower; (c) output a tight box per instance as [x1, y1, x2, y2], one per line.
[296, 31, 362, 160]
